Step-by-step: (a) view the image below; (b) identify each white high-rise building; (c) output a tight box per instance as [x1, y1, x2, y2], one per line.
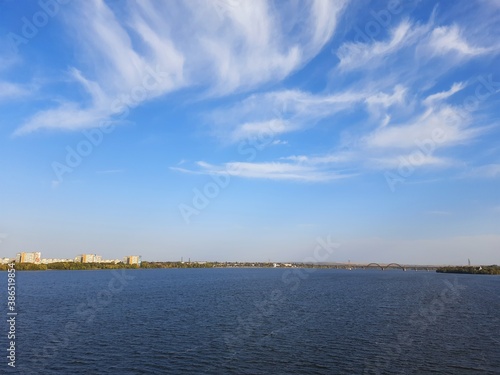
[16, 252, 42, 264]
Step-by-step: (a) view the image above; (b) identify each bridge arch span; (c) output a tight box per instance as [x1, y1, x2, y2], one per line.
[364, 262, 406, 270]
[365, 263, 382, 269]
[385, 263, 405, 270]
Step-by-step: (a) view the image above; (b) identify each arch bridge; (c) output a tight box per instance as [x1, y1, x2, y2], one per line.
[364, 263, 407, 271]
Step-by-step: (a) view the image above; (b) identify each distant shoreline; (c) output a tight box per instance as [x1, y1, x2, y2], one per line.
[1, 262, 498, 273]
[436, 265, 500, 275]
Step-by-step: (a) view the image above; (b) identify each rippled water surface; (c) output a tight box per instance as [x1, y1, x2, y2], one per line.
[5, 268, 500, 374]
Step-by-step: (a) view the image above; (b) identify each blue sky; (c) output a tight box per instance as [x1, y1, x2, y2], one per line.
[0, 0, 499, 264]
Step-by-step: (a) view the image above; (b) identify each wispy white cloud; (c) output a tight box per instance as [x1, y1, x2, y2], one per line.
[331, 27, 496, 174]
[228, 119, 291, 143]
[368, 155, 454, 170]
[363, 105, 483, 150]
[208, 73, 488, 178]
[171, 150, 362, 183]
[281, 153, 353, 165]
[365, 85, 407, 107]
[197, 0, 302, 94]
[483, 0, 500, 9]
[15, 103, 109, 135]
[212, 86, 407, 143]
[423, 82, 466, 105]
[10, 0, 499, 187]
[14, 0, 348, 135]
[462, 164, 500, 178]
[171, 154, 356, 182]
[0, 81, 31, 101]
[337, 20, 425, 71]
[0, 55, 20, 72]
[336, 15, 497, 77]
[428, 25, 492, 56]
[309, 0, 349, 50]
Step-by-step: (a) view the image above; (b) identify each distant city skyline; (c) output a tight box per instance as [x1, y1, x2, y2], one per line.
[0, 1, 499, 265]
[0, 242, 494, 266]
[0, 251, 141, 265]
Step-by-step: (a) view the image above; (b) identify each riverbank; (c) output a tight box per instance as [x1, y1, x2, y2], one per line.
[436, 265, 500, 275]
[0, 261, 279, 271]
[0, 262, 140, 271]
[0, 261, 394, 271]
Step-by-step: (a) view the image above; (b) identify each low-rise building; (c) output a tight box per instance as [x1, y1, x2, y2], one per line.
[124, 255, 142, 265]
[41, 258, 75, 264]
[77, 254, 102, 263]
[16, 252, 42, 264]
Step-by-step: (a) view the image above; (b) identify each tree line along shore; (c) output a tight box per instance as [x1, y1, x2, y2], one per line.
[3, 261, 347, 271]
[436, 265, 500, 275]
[1, 262, 499, 274]
[0, 261, 278, 271]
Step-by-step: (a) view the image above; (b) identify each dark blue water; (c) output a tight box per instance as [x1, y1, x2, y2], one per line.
[2, 268, 499, 374]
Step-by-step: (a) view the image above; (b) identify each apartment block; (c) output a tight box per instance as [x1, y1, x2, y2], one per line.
[125, 255, 142, 265]
[77, 254, 102, 263]
[16, 252, 42, 264]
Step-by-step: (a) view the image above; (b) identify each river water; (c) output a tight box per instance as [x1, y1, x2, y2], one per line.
[3, 268, 499, 374]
